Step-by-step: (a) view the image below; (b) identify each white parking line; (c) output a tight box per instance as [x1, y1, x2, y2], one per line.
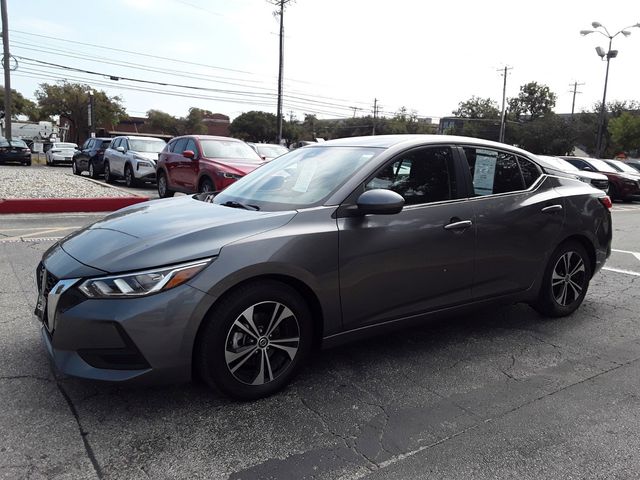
[602, 267, 640, 277]
[0, 227, 77, 242]
[0, 236, 63, 244]
[611, 249, 640, 262]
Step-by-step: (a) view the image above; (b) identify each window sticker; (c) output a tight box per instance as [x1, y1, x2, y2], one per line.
[292, 160, 318, 193]
[473, 150, 497, 195]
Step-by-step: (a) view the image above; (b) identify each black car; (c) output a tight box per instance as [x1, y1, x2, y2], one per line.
[0, 138, 31, 165]
[72, 137, 112, 178]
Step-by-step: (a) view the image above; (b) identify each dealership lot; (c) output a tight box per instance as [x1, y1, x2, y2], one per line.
[1, 207, 640, 479]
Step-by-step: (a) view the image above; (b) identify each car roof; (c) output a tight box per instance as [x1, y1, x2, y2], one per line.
[117, 136, 166, 141]
[310, 134, 535, 156]
[174, 135, 244, 142]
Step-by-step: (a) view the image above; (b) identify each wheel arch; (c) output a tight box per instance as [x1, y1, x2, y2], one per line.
[556, 234, 597, 278]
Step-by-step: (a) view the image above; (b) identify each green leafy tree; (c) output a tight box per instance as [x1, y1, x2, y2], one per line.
[230, 111, 277, 142]
[452, 96, 500, 119]
[147, 109, 182, 136]
[508, 82, 556, 120]
[609, 112, 640, 153]
[0, 86, 42, 120]
[507, 113, 575, 155]
[35, 82, 125, 143]
[184, 108, 211, 135]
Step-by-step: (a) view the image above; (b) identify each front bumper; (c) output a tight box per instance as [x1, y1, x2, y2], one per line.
[37, 269, 215, 384]
[134, 163, 157, 181]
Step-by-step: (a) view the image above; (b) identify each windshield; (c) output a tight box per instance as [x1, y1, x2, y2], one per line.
[537, 155, 580, 172]
[587, 159, 617, 173]
[214, 146, 382, 211]
[607, 160, 638, 174]
[256, 144, 288, 158]
[201, 140, 262, 161]
[129, 139, 166, 153]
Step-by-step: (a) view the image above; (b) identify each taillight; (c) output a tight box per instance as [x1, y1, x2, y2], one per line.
[598, 196, 612, 210]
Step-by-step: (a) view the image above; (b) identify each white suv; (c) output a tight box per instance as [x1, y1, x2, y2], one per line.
[103, 136, 166, 187]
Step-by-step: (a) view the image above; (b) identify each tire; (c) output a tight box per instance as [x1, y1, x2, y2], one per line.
[104, 162, 113, 183]
[196, 280, 313, 400]
[89, 161, 99, 179]
[157, 171, 175, 198]
[124, 164, 137, 187]
[608, 184, 619, 202]
[533, 241, 592, 317]
[23, 160, 31, 166]
[45, 155, 51, 166]
[199, 177, 214, 193]
[72, 160, 80, 175]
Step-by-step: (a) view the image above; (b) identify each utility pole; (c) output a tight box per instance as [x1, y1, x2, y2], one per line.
[275, 0, 286, 145]
[88, 91, 95, 137]
[350, 106, 360, 118]
[288, 110, 295, 123]
[1, 0, 12, 140]
[498, 65, 512, 143]
[372, 98, 378, 135]
[569, 81, 585, 119]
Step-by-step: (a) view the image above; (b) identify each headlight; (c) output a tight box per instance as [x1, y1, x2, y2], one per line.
[218, 172, 242, 179]
[78, 258, 213, 298]
[137, 161, 153, 169]
[578, 176, 591, 184]
[622, 179, 637, 186]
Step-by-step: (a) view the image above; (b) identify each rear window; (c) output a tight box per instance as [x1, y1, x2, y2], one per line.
[100, 140, 111, 149]
[1, 139, 27, 148]
[56, 143, 77, 149]
[201, 140, 262, 161]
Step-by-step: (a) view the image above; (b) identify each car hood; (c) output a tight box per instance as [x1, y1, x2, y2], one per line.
[575, 170, 608, 181]
[134, 151, 160, 162]
[210, 158, 264, 175]
[59, 195, 296, 273]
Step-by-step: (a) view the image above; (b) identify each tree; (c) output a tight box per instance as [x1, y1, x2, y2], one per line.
[452, 96, 500, 119]
[35, 82, 125, 143]
[147, 109, 181, 136]
[229, 111, 277, 142]
[184, 108, 211, 135]
[507, 113, 575, 155]
[0, 86, 41, 120]
[609, 112, 640, 153]
[508, 82, 556, 121]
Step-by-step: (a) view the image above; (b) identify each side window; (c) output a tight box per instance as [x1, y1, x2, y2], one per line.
[121, 139, 129, 151]
[82, 139, 91, 150]
[111, 138, 121, 149]
[173, 138, 188, 154]
[365, 146, 457, 205]
[565, 158, 585, 169]
[463, 147, 527, 196]
[185, 139, 198, 156]
[518, 156, 541, 188]
[166, 140, 176, 153]
[86, 139, 95, 150]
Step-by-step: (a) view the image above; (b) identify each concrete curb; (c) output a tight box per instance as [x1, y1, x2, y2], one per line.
[74, 174, 153, 198]
[0, 196, 149, 214]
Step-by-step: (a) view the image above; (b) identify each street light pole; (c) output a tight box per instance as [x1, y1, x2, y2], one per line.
[580, 22, 640, 158]
[1, 0, 12, 140]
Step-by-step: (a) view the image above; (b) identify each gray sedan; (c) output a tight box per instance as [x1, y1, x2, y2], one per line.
[35, 135, 612, 399]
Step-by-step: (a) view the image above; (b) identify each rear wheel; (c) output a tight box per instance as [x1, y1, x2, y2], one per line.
[89, 162, 99, 179]
[157, 171, 175, 198]
[196, 281, 312, 400]
[23, 159, 31, 166]
[124, 164, 137, 187]
[104, 162, 113, 183]
[72, 160, 80, 175]
[199, 177, 214, 193]
[534, 241, 592, 317]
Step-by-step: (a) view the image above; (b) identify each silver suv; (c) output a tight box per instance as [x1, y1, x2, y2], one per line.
[103, 136, 166, 187]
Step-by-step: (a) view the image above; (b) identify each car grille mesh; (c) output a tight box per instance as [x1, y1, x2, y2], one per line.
[591, 179, 609, 190]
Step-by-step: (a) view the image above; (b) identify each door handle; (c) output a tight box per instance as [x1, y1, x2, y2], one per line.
[444, 220, 473, 231]
[541, 204, 563, 213]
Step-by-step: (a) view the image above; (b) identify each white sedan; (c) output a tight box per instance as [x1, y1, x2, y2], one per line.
[46, 142, 78, 165]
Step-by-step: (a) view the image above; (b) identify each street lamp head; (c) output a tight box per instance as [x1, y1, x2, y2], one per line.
[592, 21, 603, 28]
[595, 46, 606, 58]
[621, 30, 631, 37]
[580, 29, 594, 36]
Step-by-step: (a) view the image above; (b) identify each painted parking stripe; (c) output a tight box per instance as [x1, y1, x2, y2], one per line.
[0, 237, 63, 244]
[611, 249, 640, 262]
[602, 267, 640, 277]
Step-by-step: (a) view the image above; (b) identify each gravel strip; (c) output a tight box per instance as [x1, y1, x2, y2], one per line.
[0, 165, 135, 199]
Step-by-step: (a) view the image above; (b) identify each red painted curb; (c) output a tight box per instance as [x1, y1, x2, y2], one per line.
[0, 197, 150, 214]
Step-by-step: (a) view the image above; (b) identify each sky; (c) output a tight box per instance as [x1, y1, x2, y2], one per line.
[6, 0, 640, 123]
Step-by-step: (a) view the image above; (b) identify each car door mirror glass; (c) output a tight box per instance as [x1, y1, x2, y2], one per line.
[356, 189, 404, 215]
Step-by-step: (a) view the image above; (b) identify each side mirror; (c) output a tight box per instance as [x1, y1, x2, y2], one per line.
[182, 150, 195, 159]
[583, 166, 594, 172]
[356, 189, 404, 215]
[116, 146, 125, 153]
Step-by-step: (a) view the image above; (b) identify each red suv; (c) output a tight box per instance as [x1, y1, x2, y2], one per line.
[156, 135, 264, 197]
[562, 156, 640, 202]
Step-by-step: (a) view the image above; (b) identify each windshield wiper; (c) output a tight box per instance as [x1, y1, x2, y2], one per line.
[220, 201, 260, 211]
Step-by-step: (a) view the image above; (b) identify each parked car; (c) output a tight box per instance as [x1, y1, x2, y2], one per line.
[35, 135, 612, 400]
[623, 159, 640, 173]
[72, 137, 112, 178]
[604, 159, 640, 179]
[535, 155, 609, 192]
[249, 143, 289, 161]
[103, 136, 167, 187]
[0, 138, 31, 165]
[156, 135, 263, 197]
[45, 142, 77, 166]
[562, 156, 640, 202]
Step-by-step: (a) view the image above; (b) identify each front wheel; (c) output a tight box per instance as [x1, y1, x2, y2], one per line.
[104, 162, 113, 183]
[533, 241, 592, 317]
[72, 160, 80, 175]
[157, 171, 175, 198]
[89, 162, 99, 179]
[196, 281, 313, 400]
[199, 177, 215, 193]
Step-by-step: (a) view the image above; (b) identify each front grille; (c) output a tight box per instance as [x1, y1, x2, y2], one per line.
[45, 271, 58, 296]
[591, 179, 609, 191]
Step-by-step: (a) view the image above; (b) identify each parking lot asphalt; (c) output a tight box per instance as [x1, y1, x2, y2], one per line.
[1, 204, 640, 479]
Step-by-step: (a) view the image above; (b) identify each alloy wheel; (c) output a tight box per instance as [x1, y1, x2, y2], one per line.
[72, 161, 78, 175]
[89, 163, 95, 178]
[125, 167, 133, 187]
[551, 251, 586, 306]
[158, 175, 167, 197]
[224, 301, 300, 386]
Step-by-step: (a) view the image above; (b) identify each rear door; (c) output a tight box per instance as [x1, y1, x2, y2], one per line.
[77, 139, 91, 170]
[338, 145, 476, 330]
[460, 146, 565, 299]
[167, 138, 189, 189]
